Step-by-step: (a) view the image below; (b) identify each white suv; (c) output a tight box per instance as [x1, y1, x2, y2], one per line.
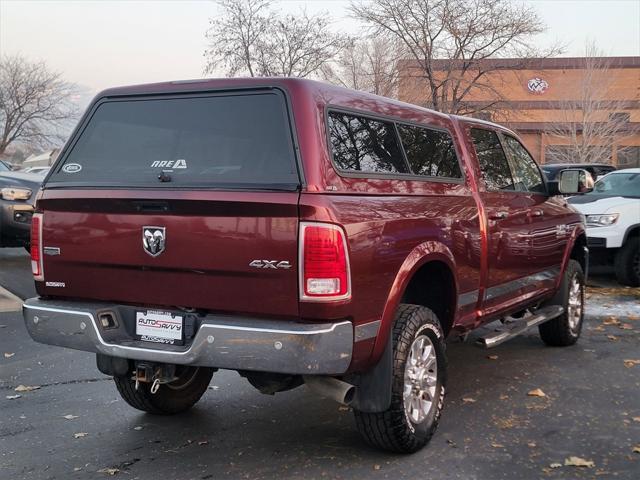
[569, 168, 640, 286]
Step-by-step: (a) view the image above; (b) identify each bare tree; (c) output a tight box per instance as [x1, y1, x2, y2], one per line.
[544, 43, 638, 165]
[0, 55, 79, 155]
[204, 0, 348, 78]
[350, 0, 561, 114]
[322, 35, 402, 97]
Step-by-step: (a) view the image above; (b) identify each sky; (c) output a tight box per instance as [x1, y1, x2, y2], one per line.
[1, 0, 639, 99]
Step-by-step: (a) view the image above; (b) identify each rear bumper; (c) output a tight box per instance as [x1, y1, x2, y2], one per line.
[23, 298, 353, 375]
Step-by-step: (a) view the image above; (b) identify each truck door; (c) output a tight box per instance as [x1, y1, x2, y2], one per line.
[468, 128, 534, 315]
[500, 134, 567, 285]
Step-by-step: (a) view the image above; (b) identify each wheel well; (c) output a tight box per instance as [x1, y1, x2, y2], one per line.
[571, 234, 588, 272]
[400, 261, 456, 336]
[624, 225, 640, 245]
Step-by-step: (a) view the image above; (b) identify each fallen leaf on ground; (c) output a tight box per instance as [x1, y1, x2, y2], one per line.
[603, 316, 619, 325]
[527, 442, 537, 448]
[15, 385, 40, 392]
[4, 352, 15, 358]
[487, 355, 498, 360]
[633, 445, 640, 454]
[549, 463, 562, 469]
[623, 359, 640, 368]
[499, 394, 509, 400]
[63, 414, 79, 420]
[628, 315, 639, 321]
[198, 440, 208, 446]
[373, 464, 381, 470]
[633, 417, 640, 422]
[97, 467, 120, 475]
[591, 325, 605, 331]
[6, 394, 21, 400]
[462, 397, 477, 403]
[73, 432, 88, 439]
[527, 388, 546, 397]
[564, 456, 595, 468]
[619, 323, 634, 330]
[133, 426, 143, 431]
[491, 443, 505, 448]
[607, 335, 619, 341]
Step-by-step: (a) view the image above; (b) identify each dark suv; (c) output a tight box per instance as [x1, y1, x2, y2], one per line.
[23, 78, 588, 453]
[0, 160, 40, 248]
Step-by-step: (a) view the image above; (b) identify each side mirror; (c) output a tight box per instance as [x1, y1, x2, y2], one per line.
[558, 169, 594, 195]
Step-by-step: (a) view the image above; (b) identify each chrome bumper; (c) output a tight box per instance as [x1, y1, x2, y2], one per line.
[23, 298, 353, 375]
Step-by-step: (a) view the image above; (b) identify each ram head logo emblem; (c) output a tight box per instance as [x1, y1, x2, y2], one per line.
[142, 226, 166, 257]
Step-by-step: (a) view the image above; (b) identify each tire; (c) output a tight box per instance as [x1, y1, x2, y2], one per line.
[539, 259, 585, 346]
[614, 239, 640, 287]
[114, 366, 214, 415]
[353, 304, 447, 453]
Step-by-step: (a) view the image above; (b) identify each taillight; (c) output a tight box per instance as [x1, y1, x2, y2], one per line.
[299, 222, 351, 301]
[31, 213, 44, 280]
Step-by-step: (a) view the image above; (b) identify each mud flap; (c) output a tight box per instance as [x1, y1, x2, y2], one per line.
[348, 335, 393, 413]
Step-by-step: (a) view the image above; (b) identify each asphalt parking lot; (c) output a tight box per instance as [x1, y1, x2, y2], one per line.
[1, 248, 639, 480]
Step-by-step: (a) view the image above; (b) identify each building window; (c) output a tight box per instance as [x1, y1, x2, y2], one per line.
[473, 112, 492, 121]
[609, 112, 630, 123]
[618, 146, 640, 167]
[545, 145, 612, 164]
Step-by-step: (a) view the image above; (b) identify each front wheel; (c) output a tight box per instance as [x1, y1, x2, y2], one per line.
[539, 259, 585, 346]
[353, 304, 446, 453]
[114, 366, 214, 415]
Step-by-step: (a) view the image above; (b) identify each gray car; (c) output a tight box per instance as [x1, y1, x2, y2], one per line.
[0, 160, 42, 248]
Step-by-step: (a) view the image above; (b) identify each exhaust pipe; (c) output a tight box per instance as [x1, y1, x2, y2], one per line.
[304, 376, 356, 405]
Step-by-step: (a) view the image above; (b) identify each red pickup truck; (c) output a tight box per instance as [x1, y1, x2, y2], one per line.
[24, 78, 588, 453]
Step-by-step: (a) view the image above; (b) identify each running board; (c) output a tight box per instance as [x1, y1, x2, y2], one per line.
[476, 305, 565, 348]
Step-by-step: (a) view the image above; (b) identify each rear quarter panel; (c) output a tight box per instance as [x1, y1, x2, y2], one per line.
[291, 86, 483, 370]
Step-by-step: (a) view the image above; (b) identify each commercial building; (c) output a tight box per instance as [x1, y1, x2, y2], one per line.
[398, 57, 640, 167]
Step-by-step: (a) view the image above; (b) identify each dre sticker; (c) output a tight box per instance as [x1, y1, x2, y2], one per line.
[150, 159, 187, 169]
[62, 163, 82, 173]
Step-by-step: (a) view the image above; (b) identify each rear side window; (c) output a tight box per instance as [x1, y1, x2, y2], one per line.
[328, 112, 408, 174]
[470, 128, 515, 191]
[503, 136, 546, 193]
[50, 92, 299, 188]
[397, 124, 462, 178]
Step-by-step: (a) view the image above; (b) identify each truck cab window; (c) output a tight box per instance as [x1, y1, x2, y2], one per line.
[470, 128, 515, 191]
[503, 136, 546, 194]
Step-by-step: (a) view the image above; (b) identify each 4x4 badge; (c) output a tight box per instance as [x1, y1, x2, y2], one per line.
[142, 226, 166, 257]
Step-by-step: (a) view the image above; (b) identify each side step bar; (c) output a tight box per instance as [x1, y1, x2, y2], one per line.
[476, 305, 565, 348]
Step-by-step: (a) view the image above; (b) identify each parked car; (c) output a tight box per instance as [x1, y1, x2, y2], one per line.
[23, 78, 588, 453]
[542, 163, 616, 182]
[0, 159, 41, 248]
[569, 168, 640, 286]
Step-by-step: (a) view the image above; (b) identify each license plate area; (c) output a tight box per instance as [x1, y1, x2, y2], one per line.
[136, 310, 184, 345]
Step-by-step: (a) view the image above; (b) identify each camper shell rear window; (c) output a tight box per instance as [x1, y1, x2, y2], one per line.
[48, 90, 300, 189]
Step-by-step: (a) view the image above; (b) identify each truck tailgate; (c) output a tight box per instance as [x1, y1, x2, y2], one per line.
[37, 190, 300, 318]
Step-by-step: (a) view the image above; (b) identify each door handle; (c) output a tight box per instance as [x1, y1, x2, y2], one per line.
[488, 211, 509, 220]
[528, 209, 544, 218]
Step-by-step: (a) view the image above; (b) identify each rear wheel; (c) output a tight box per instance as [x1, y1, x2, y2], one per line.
[614, 239, 640, 287]
[353, 304, 446, 453]
[539, 260, 584, 346]
[114, 366, 214, 415]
